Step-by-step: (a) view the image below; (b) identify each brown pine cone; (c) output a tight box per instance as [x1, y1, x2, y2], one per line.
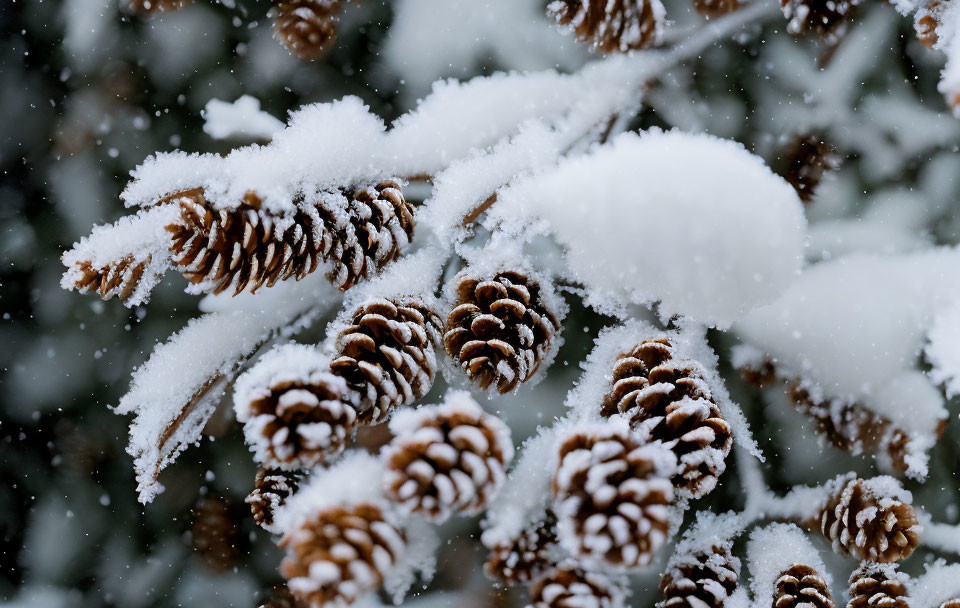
[247, 468, 305, 531]
[915, 0, 947, 48]
[382, 392, 513, 522]
[444, 268, 562, 394]
[234, 346, 358, 469]
[600, 338, 732, 500]
[847, 562, 909, 608]
[659, 543, 740, 608]
[330, 297, 442, 424]
[775, 564, 835, 608]
[125, 0, 189, 13]
[548, 0, 665, 53]
[552, 420, 675, 569]
[692, 0, 742, 18]
[941, 600, 960, 608]
[259, 585, 307, 608]
[484, 510, 559, 584]
[777, 134, 840, 204]
[70, 254, 156, 305]
[529, 562, 624, 608]
[780, 0, 860, 42]
[279, 502, 404, 607]
[818, 475, 920, 563]
[273, 0, 341, 61]
[192, 494, 244, 572]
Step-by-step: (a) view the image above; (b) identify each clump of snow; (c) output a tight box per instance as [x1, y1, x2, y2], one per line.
[673, 511, 747, 558]
[120, 275, 334, 503]
[489, 130, 806, 328]
[481, 425, 558, 550]
[746, 523, 830, 608]
[911, 560, 960, 608]
[735, 249, 960, 479]
[202, 95, 284, 141]
[926, 299, 960, 398]
[566, 319, 759, 457]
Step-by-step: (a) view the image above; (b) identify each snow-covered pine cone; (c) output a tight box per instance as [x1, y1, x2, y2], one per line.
[165, 180, 412, 296]
[774, 564, 835, 608]
[915, 0, 947, 48]
[692, 0, 742, 18]
[847, 562, 909, 608]
[192, 494, 244, 572]
[600, 338, 732, 500]
[382, 392, 513, 522]
[247, 468, 305, 531]
[273, 0, 341, 61]
[779, 0, 860, 42]
[484, 510, 559, 584]
[330, 297, 442, 424]
[552, 420, 675, 570]
[125, 0, 189, 13]
[444, 268, 562, 394]
[818, 475, 920, 563]
[659, 542, 740, 608]
[69, 253, 156, 305]
[235, 347, 358, 469]
[548, 0, 665, 53]
[941, 600, 960, 608]
[279, 502, 404, 607]
[778, 133, 840, 204]
[529, 562, 625, 608]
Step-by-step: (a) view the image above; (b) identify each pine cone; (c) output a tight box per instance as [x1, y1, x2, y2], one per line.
[780, 0, 860, 42]
[273, 0, 341, 61]
[847, 562, 909, 608]
[192, 494, 244, 572]
[778, 134, 840, 204]
[692, 0, 742, 18]
[774, 564, 835, 608]
[941, 601, 960, 608]
[70, 253, 157, 305]
[279, 502, 404, 607]
[529, 562, 624, 608]
[915, 0, 947, 48]
[382, 392, 513, 522]
[235, 348, 358, 469]
[548, 0, 665, 53]
[600, 338, 732, 499]
[484, 510, 559, 584]
[659, 543, 740, 608]
[260, 586, 307, 608]
[247, 468, 305, 531]
[330, 297, 442, 424]
[444, 269, 562, 394]
[552, 420, 675, 569]
[125, 0, 189, 13]
[818, 475, 920, 563]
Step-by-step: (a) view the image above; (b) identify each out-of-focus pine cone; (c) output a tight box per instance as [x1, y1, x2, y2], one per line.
[600, 338, 732, 500]
[692, 0, 742, 18]
[191, 494, 244, 572]
[552, 420, 675, 570]
[69, 254, 156, 305]
[818, 475, 920, 563]
[279, 503, 404, 607]
[548, 0, 665, 53]
[382, 392, 513, 522]
[940, 600, 960, 608]
[847, 562, 909, 608]
[273, 0, 342, 61]
[774, 564, 835, 608]
[779, 0, 860, 42]
[247, 468, 305, 531]
[330, 297, 442, 424]
[484, 510, 559, 584]
[778, 134, 841, 204]
[444, 268, 562, 394]
[529, 562, 625, 608]
[125, 0, 189, 13]
[915, 0, 947, 48]
[259, 585, 307, 608]
[659, 543, 740, 608]
[235, 350, 358, 469]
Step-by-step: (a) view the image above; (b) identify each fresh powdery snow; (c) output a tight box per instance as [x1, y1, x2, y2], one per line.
[735, 248, 960, 478]
[489, 130, 806, 327]
[746, 523, 831, 608]
[911, 561, 960, 608]
[202, 95, 285, 141]
[926, 297, 960, 399]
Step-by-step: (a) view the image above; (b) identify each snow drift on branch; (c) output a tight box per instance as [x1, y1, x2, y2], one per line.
[490, 130, 806, 327]
[202, 95, 284, 141]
